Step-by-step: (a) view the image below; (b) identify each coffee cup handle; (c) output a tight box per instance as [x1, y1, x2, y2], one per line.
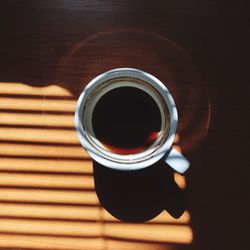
[165, 147, 190, 174]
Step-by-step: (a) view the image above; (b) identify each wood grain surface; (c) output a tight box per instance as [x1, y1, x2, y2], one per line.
[0, 1, 249, 250]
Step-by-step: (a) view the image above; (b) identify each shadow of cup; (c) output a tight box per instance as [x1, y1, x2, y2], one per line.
[93, 159, 187, 222]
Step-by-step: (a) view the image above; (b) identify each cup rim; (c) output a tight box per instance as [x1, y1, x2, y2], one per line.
[75, 68, 178, 170]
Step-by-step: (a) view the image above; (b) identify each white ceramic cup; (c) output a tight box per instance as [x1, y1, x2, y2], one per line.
[75, 68, 190, 174]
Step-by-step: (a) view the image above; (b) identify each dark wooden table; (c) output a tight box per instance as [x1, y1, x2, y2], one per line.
[0, 1, 249, 250]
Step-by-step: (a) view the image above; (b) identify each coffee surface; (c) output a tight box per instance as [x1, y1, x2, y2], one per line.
[92, 86, 161, 154]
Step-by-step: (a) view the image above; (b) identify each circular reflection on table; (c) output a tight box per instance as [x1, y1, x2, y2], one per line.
[55, 28, 211, 153]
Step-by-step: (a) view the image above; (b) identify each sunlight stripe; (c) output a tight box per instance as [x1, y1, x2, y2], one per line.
[0, 113, 75, 127]
[0, 127, 80, 144]
[0, 173, 94, 189]
[0, 82, 72, 97]
[0, 143, 88, 158]
[0, 98, 76, 112]
[0, 234, 104, 250]
[0, 188, 98, 205]
[0, 158, 92, 174]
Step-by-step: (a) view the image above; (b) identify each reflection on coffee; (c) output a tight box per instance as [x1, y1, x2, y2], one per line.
[92, 86, 162, 155]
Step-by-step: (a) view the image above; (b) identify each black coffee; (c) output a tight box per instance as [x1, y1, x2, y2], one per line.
[92, 86, 162, 155]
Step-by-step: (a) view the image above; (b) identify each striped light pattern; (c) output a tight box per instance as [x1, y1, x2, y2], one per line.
[0, 82, 192, 249]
